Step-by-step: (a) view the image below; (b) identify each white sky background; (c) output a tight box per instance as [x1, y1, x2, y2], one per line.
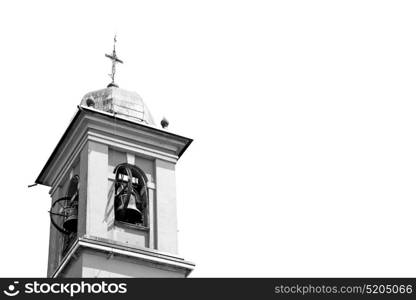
[0, 0, 416, 277]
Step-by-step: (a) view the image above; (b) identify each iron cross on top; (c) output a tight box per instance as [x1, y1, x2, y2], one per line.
[105, 35, 123, 88]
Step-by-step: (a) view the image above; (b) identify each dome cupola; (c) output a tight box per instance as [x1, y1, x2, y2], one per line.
[80, 87, 155, 126]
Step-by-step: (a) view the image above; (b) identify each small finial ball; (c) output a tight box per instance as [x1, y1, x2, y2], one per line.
[161, 117, 169, 129]
[86, 98, 95, 107]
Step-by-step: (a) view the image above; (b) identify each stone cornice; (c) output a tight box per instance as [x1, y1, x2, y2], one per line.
[36, 106, 192, 189]
[51, 235, 195, 278]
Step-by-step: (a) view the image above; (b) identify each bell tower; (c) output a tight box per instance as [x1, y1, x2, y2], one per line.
[35, 39, 194, 278]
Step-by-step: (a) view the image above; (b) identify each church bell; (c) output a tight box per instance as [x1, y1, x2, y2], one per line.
[115, 189, 142, 224]
[63, 206, 78, 232]
[114, 164, 145, 225]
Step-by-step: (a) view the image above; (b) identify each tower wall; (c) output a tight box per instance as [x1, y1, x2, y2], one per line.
[39, 106, 193, 277]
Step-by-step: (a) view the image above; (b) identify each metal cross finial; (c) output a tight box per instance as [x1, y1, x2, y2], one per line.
[105, 34, 123, 88]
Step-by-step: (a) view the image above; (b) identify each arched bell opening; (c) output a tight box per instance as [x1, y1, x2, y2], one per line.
[113, 163, 148, 228]
[48, 174, 80, 257]
[63, 175, 79, 233]
[49, 175, 79, 234]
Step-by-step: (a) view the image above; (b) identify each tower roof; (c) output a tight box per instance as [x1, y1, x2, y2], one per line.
[80, 87, 155, 125]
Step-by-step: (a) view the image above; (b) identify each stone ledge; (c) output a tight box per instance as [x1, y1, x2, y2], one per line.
[51, 235, 195, 278]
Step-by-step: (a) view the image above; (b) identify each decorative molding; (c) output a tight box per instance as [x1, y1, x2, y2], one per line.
[88, 131, 178, 162]
[126, 153, 135, 164]
[37, 107, 191, 189]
